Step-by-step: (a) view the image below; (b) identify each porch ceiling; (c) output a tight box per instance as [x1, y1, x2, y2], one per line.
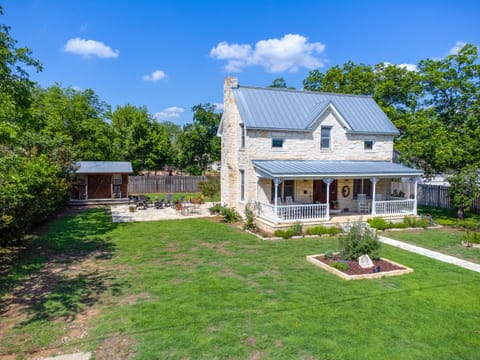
[252, 160, 423, 179]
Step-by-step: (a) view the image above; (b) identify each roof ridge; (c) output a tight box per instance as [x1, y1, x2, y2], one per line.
[236, 85, 374, 99]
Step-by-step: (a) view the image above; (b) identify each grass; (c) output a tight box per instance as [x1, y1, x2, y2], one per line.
[1, 209, 480, 359]
[418, 205, 480, 229]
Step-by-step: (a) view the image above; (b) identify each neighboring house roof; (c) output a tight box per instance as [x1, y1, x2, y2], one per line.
[74, 161, 133, 174]
[252, 160, 423, 179]
[232, 86, 399, 135]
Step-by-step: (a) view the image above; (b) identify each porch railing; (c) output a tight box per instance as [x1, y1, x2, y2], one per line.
[257, 202, 329, 223]
[374, 199, 415, 216]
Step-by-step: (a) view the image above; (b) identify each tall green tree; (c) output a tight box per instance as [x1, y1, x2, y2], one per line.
[110, 104, 172, 173]
[268, 77, 296, 90]
[176, 103, 221, 175]
[302, 44, 480, 218]
[0, 7, 73, 244]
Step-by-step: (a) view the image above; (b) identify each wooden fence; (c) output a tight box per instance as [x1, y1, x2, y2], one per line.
[418, 184, 480, 213]
[128, 176, 213, 194]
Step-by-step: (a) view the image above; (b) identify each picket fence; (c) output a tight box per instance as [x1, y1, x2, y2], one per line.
[418, 184, 480, 213]
[128, 176, 212, 194]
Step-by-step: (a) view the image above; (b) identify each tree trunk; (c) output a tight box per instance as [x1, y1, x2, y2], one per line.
[457, 207, 465, 220]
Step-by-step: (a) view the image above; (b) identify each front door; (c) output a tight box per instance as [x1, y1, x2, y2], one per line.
[313, 180, 337, 205]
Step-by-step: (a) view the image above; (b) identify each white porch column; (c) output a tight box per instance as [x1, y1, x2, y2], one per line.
[371, 177, 378, 216]
[255, 175, 260, 215]
[323, 178, 334, 218]
[273, 178, 282, 224]
[413, 177, 420, 216]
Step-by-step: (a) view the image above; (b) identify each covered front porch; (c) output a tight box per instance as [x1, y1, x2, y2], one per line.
[251, 160, 423, 227]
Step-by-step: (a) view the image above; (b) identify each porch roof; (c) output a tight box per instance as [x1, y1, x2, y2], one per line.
[252, 160, 423, 179]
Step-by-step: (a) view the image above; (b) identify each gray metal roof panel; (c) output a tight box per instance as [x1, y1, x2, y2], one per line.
[252, 160, 422, 179]
[75, 161, 133, 174]
[233, 86, 398, 134]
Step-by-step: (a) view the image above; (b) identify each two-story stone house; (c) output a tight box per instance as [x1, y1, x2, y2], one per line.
[218, 77, 422, 230]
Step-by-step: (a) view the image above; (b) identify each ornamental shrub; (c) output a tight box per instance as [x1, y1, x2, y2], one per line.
[306, 225, 342, 236]
[339, 221, 382, 260]
[219, 205, 241, 223]
[243, 203, 258, 231]
[331, 261, 348, 271]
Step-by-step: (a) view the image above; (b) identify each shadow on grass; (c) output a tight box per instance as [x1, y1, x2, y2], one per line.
[0, 208, 119, 321]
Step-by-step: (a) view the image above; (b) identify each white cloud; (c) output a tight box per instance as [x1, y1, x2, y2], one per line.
[397, 63, 417, 72]
[64, 37, 119, 58]
[210, 34, 326, 73]
[449, 41, 467, 55]
[383, 61, 417, 72]
[142, 70, 167, 82]
[154, 106, 185, 121]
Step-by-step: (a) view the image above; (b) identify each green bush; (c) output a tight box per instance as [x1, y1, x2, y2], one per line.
[462, 231, 480, 245]
[339, 221, 382, 260]
[331, 261, 348, 271]
[306, 225, 341, 236]
[367, 218, 389, 230]
[209, 203, 223, 214]
[243, 203, 258, 231]
[274, 228, 293, 239]
[219, 205, 241, 223]
[291, 222, 303, 237]
[403, 216, 429, 228]
[198, 176, 220, 200]
[324, 250, 334, 260]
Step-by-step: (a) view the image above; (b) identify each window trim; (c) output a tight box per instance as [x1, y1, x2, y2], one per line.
[320, 126, 332, 150]
[239, 123, 245, 149]
[364, 140, 374, 151]
[240, 170, 245, 202]
[272, 138, 284, 148]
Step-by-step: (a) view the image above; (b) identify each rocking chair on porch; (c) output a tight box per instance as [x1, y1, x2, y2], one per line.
[357, 194, 370, 213]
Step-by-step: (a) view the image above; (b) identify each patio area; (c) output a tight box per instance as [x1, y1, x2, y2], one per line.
[111, 202, 215, 223]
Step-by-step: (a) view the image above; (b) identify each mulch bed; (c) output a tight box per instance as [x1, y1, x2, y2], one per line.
[314, 254, 405, 276]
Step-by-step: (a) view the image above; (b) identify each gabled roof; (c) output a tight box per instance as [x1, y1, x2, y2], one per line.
[74, 161, 133, 174]
[233, 86, 398, 135]
[252, 160, 422, 179]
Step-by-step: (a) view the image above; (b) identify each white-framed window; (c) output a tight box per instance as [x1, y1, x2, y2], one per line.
[112, 174, 122, 185]
[270, 180, 295, 202]
[240, 170, 245, 201]
[272, 138, 284, 148]
[364, 140, 374, 151]
[320, 127, 331, 149]
[240, 123, 245, 149]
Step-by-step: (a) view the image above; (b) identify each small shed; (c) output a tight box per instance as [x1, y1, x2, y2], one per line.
[71, 161, 133, 201]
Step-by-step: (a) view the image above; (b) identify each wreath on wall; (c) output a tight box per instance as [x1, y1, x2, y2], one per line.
[342, 185, 350, 198]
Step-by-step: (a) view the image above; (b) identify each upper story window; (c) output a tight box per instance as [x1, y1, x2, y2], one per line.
[320, 127, 331, 149]
[364, 140, 374, 151]
[272, 138, 284, 148]
[239, 124, 245, 149]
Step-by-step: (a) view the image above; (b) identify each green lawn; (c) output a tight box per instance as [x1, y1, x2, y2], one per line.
[1, 209, 480, 359]
[384, 228, 480, 264]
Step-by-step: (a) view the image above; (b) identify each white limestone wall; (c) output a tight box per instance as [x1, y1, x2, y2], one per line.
[220, 76, 396, 215]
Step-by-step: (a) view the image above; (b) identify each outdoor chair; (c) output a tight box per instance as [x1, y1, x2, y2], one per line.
[164, 194, 173, 206]
[357, 193, 370, 213]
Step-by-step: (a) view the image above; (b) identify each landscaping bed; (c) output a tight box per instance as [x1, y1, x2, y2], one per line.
[307, 253, 413, 280]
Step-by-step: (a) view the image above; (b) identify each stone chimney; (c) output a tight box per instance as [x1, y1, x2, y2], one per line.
[223, 76, 238, 110]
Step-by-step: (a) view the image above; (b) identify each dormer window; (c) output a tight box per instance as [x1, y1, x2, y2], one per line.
[320, 127, 331, 149]
[364, 140, 374, 150]
[272, 138, 284, 148]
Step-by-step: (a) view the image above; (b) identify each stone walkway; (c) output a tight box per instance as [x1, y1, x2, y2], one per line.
[110, 202, 215, 223]
[379, 235, 480, 273]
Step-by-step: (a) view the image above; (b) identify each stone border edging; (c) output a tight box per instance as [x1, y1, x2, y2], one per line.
[306, 254, 414, 280]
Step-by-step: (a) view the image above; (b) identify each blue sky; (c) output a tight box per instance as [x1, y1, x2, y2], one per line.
[3, 0, 479, 125]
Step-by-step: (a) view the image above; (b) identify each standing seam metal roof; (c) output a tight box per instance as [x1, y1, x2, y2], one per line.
[74, 161, 133, 174]
[252, 160, 422, 179]
[233, 86, 398, 134]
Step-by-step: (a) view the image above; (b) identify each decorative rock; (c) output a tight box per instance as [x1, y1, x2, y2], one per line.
[358, 254, 374, 269]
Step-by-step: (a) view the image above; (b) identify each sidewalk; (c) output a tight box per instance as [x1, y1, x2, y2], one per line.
[379, 236, 480, 273]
